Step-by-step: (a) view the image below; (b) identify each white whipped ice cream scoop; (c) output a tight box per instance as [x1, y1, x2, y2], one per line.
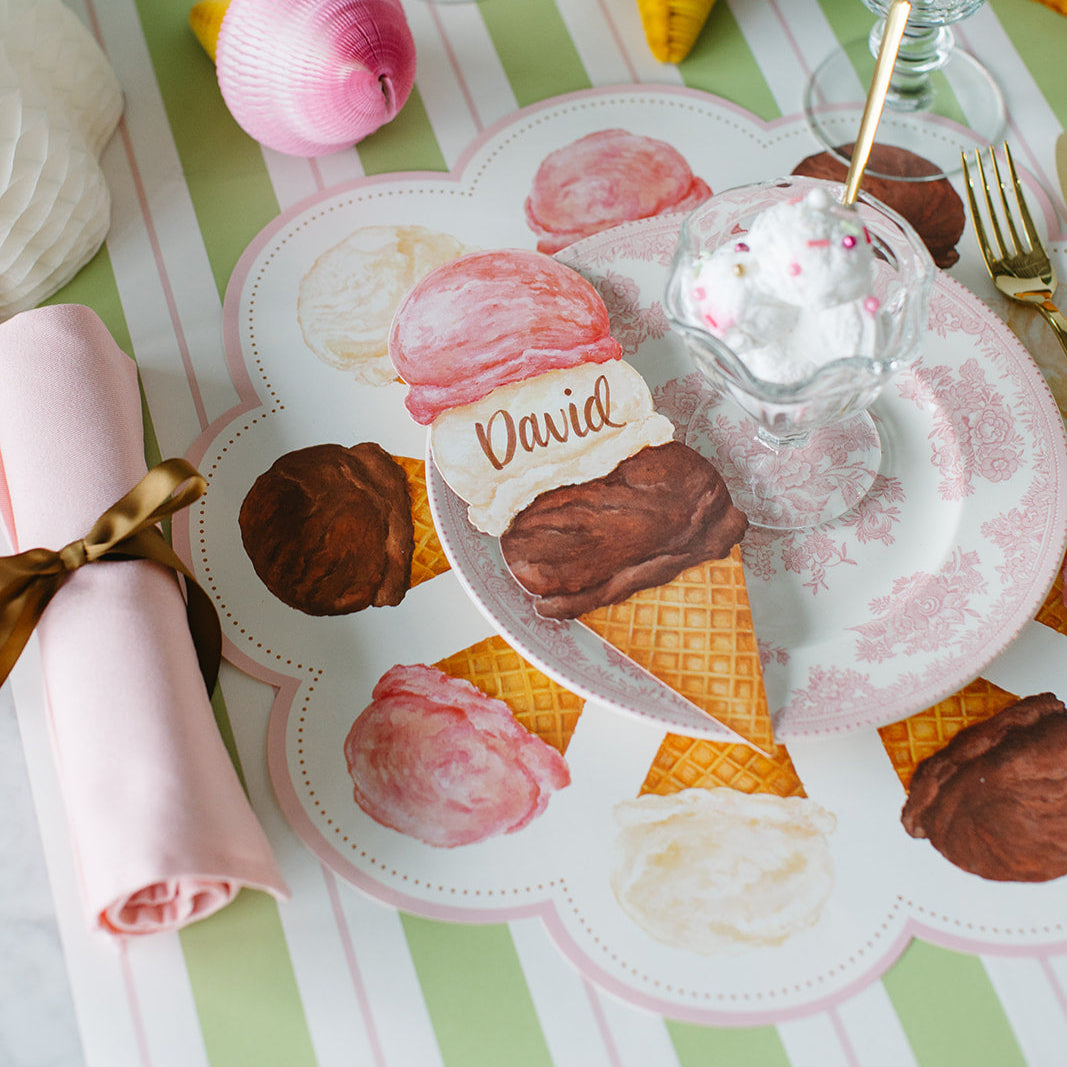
[744, 186, 875, 308]
[683, 187, 888, 382]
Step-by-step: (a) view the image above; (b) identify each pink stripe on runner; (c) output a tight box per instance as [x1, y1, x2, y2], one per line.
[828, 1004, 863, 1067]
[117, 940, 155, 1067]
[582, 977, 626, 1067]
[115, 117, 210, 432]
[426, 3, 483, 131]
[83, 0, 211, 432]
[1040, 955, 1067, 1021]
[592, 0, 640, 83]
[322, 864, 388, 1067]
[767, 0, 815, 80]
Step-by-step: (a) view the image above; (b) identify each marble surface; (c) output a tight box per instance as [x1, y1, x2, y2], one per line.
[1, 680, 84, 1067]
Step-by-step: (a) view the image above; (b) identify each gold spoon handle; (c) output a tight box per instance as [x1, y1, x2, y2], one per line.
[843, 0, 912, 206]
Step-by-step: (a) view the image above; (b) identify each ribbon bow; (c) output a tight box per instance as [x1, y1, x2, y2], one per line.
[0, 458, 221, 691]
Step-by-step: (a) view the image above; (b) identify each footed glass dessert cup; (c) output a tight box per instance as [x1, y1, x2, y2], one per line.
[665, 176, 935, 530]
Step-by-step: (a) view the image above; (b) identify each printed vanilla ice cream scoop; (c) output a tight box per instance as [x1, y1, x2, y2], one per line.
[298, 224, 469, 384]
[683, 187, 888, 384]
[611, 788, 836, 954]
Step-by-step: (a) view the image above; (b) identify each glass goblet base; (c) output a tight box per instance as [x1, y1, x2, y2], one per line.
[803, 34, 1006, 181]
[684, 391, 883, 530]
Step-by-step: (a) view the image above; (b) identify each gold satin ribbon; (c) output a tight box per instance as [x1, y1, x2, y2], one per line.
[0, 458, 221, 692]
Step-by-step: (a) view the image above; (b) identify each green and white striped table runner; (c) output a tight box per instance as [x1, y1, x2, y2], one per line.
[10, 0, 1067, 1064]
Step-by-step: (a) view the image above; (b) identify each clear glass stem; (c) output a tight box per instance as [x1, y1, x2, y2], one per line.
[868, 18, 956, 112]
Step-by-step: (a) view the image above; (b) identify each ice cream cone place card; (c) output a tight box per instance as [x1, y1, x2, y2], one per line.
[179, 86, 1067, 1022]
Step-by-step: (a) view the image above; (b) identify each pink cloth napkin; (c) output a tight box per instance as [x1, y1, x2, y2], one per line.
[0, 304, 287, 935]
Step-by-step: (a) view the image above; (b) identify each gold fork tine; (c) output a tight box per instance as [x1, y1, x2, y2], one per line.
[962, 142, 1067, 367]
[975, 148, 1011, 259]
[988, 148, 1025, 255]
[960, 151, 997, 274]
[1002, 142, 1042, 251]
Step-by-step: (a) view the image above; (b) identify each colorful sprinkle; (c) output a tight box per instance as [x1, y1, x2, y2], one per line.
[807, 239, 831, 248]
[864, 296, 881, 313]
[703, 312, 718, 329]
[842, 235, 857, 249]
[693, 286, 706, 300]
[788, 262, 802, 276]
[735, 242, 749, 252]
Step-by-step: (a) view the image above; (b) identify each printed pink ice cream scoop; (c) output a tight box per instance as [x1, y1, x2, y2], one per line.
[389, 248, 623, 426]
[344, 664, 571, 847]
[525, 129, 711, 254]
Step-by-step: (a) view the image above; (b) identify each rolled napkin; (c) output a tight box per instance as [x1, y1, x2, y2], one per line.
[0, 304, 287, 935]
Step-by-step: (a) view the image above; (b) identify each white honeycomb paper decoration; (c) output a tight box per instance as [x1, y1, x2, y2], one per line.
[0, 0, 123, 320]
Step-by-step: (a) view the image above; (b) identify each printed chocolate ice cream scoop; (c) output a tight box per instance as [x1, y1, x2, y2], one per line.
[501, 441, 770, 751]
[901, 692, 1067, 882]
[239, 442, 414, 615]
[500, 441, 747, 620]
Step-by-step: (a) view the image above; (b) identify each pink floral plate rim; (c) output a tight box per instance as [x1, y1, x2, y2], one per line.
[429, 214, 1067, 739]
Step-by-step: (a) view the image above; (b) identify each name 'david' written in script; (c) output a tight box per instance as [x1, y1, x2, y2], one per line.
[429, 361, 676, 536]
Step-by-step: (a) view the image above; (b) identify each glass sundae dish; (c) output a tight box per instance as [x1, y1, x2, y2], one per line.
[665, 175, 935, 529]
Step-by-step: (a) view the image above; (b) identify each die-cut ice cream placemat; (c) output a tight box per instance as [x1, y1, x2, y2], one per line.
[178, 86, 1067, 1024]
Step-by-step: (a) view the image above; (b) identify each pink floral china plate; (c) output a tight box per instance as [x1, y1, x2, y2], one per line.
[429, 213, 1067, 739]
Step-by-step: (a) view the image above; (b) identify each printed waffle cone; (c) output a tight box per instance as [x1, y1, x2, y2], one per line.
[189, 0, 229, 62]
[434, 634, 584, 755]
[1035, 562, 1067, 637]
[636, 0, 718, 63]
[878, 677, 1020, 791]
[393, 454, 450, 587]
[579, 545, 775, 752]
[640, 732, 804, 798]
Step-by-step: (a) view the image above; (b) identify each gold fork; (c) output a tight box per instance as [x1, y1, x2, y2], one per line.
[961, 142, 1067, 358]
